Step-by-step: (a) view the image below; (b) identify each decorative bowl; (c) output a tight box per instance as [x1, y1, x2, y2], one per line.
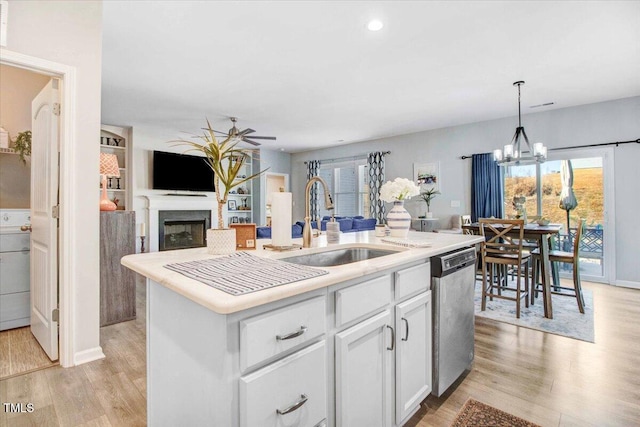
[537, 219, 550, 226]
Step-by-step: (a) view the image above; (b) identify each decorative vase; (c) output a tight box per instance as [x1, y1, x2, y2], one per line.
[426, 212, 433, 219]
[387, 200, 411, 238]
[206, 228, 237, 255]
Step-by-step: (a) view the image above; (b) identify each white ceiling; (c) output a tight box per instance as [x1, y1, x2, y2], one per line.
[101, 1, 640, 153]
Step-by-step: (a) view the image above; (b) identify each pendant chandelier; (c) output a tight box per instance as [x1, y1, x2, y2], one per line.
[493, 81, 547, 166]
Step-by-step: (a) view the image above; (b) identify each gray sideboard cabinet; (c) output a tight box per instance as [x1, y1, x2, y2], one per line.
[100, 211, 136, 326]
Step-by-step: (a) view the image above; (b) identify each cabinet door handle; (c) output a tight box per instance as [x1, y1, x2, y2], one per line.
[401, 317, 409, 342]
[386, 325, 395, 351]
[276, 325, 307, 341]
[276, 394, 308, 415]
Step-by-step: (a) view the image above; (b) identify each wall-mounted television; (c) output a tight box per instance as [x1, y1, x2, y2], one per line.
[152, 150, 215, 192]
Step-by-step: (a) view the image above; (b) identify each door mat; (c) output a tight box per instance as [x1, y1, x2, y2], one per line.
[474, 280, 595, 343]
[451, 398, 541, 427]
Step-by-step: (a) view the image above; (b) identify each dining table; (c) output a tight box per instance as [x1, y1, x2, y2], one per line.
[463, 222, 562, 319]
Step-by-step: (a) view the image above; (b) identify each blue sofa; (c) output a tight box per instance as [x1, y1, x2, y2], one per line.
[256, 216, 377, 239]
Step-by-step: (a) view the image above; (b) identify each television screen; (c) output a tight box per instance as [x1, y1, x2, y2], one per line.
[153, 151, 215, 192]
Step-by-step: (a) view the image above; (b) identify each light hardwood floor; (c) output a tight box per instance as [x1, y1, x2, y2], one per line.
[1, 279, 639, 426]
[0, 327, 58, 380]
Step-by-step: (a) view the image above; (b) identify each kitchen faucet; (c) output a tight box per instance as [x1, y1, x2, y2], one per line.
[303, 176, 334, 248]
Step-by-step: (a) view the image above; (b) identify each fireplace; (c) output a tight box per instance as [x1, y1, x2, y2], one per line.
[144, 195, 218, 253]
[158, 210, 210, 251]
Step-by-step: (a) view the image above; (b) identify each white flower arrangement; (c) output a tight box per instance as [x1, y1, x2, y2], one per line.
[379, 177, 420, 202]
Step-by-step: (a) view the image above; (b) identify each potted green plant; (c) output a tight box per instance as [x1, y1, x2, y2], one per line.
[175, 120, 268, 254]
[419, 188, 440, 218]
[12, 130, 32, 164]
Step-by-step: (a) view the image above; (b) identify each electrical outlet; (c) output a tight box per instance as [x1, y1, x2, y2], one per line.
[451, 200, 461, 208]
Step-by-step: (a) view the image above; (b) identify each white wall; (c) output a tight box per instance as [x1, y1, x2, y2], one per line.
[0, 65, 49, 208]
[5, 1, 103, 363]
[291, 97, 640, 284]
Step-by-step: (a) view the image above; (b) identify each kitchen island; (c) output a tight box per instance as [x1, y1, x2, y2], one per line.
[122, 230, 483, 427]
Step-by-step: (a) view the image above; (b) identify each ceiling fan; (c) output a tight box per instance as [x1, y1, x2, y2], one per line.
[214, 117, 276, 146]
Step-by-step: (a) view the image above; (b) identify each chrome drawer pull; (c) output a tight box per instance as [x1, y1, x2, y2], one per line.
[401, 317, 409, 342]
[386, 325, 395, 351]
[276, 394, 308, 415]
[276, 325, 307, 341]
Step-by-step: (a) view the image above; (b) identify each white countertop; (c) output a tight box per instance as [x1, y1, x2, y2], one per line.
[121, 230, 483, 314]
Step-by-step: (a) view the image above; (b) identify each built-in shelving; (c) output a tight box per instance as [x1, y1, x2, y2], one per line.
[225, 153, 255, 225]
[100, 124, 132, 211]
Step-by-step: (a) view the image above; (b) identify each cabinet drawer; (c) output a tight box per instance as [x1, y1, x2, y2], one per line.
[240, 340, 327, 427]
[395, 262, 430, 300]
[335, 275, 391, 327]
[240, 296, 325, 372]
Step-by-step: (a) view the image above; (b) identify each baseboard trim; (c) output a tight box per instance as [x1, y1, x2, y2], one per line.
[615, 280, 640, 290]
[73, 346, 105, 366]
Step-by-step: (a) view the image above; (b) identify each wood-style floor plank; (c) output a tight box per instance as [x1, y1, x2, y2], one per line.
[2, 278, 640, 426]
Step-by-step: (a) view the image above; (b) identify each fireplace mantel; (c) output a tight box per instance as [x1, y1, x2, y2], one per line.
[145, 195, 218, 252]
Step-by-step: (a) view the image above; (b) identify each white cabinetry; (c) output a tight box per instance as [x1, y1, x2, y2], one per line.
[100, 124, 131, 211]
[145, 259, 436, 427]
[335, 310, 393, 427]
[395, 291, 432, 424]
[240, 341, 327, 427]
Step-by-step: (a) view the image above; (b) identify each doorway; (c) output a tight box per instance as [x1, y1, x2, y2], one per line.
[262, 172, 289, 226]
[0, 49, 76, 374]
[503, 147, 614, 283]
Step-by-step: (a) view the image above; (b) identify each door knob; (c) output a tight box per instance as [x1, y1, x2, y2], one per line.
[20, 225, 32, 232]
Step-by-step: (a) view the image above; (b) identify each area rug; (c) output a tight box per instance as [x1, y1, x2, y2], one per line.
[451, 398, 541, 427]
[474, 281, 595, 343]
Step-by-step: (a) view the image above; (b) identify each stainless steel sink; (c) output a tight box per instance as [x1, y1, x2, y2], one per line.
[281, 247, 400, 267]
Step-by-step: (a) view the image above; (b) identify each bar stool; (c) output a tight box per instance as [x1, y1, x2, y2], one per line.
[531, 218, 586, 313]
[479, 219, 530, 318]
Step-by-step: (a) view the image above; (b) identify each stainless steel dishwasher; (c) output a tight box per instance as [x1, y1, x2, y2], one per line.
[430, 246, 477, 396]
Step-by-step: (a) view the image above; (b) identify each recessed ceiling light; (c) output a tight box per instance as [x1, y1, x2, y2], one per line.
[367, 20, 384, 31]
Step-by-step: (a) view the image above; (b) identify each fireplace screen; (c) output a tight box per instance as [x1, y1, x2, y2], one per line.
[158, 210, 210, 251]
[162, 220, 206, 251]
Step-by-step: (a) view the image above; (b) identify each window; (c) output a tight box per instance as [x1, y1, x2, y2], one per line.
[503, 155, 606, 280]
[317, 159, 370, 218]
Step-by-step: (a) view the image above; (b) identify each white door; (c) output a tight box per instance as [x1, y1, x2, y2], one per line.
[30, 79, 60, 361]
[335, 310, 393, 427]
[395, 291, 432, 424]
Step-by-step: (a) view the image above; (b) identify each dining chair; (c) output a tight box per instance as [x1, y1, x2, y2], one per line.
[479, 218, 530, 318]
[531, 218, 586, 313]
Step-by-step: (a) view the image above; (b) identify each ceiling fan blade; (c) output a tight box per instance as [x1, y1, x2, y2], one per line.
[237, 128, 255, 137]
[242, 137, 261, 146]
[243, 135, 276, 140]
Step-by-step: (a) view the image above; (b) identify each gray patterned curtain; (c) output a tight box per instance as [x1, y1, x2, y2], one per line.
[367, 152, 386, 223]
[306, 160, 321, 220]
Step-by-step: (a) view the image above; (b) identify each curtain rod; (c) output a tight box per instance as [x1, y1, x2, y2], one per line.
[460, 138, 639, 159]
[304, 151, 391, 165]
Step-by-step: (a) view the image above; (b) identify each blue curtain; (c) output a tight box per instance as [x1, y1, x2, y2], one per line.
[471, 153, 503, 222]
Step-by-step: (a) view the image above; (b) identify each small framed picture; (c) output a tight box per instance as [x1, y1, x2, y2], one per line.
[231, 216, 239, 224]
[228, 200, 237, 210]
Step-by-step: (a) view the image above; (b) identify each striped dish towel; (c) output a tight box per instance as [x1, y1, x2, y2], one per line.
[165, 252, 328, 296]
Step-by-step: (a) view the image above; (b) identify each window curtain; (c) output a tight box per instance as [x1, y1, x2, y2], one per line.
[471, 153, 504, 222]
[306, 160, 321, 221]
[367, 152, 386, 223]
